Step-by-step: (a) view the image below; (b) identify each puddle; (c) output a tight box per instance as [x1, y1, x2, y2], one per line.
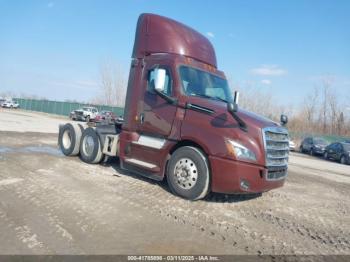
[22, 146, 63, 156]
[0, 147, 12, 153]
[0, 145, 63, 157]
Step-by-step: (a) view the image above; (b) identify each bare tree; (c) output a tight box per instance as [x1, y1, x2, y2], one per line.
[97, 61, 127, 107]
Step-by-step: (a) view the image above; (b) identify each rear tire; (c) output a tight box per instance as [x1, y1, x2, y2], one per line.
[167, 146, 210, 200]
[340, 156, 346, 165]
[58, 123, 83, 156]
[79, 127, 104, 164]
[299, 146, 304, 153]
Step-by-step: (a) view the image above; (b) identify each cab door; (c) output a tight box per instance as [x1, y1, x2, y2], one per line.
[138, 62, 176, 137]
[128, 57, 177, 174]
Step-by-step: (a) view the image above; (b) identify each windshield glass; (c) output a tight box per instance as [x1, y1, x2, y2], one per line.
[314, 138, 327, 145]
[343, 143, 350, 151]
[179, 66, 233, 102]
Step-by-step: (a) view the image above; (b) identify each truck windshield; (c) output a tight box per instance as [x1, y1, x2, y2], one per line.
[179, 66, 233, 103]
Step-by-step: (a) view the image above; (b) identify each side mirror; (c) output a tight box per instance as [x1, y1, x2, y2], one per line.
[280, 114, 288, 126]
[227, 91, 240, 113]
[154, 68, 166, 93]
[227, 102, 238, 113]
[233, 91, 240, 105]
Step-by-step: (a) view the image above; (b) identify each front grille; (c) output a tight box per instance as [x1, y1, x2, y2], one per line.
[263, 127, 289, 180]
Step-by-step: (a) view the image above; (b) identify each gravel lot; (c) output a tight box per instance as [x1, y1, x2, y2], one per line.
[0, 109, 349, 255]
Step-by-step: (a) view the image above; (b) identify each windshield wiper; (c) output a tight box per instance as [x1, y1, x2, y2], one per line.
[191, 94, 228, 103]
[212, 96, 228, 103]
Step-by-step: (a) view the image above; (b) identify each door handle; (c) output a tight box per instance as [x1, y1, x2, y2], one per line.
[140, 113, 145, 124]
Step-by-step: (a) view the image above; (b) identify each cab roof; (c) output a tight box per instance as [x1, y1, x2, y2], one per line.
[132, 13, 217, 68]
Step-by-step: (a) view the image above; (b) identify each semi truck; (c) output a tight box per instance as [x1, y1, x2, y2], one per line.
[58, 13, 290, 200]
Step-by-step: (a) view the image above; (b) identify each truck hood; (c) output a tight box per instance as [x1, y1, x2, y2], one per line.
[186, 96, 279, 129]
[182, 96, 284, 167]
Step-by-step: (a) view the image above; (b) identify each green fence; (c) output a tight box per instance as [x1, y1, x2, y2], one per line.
[289, 131, 349, 144]
[14, 98, 124, 117]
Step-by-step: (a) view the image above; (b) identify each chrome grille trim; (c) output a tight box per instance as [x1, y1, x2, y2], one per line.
[262, 126, 289, 181]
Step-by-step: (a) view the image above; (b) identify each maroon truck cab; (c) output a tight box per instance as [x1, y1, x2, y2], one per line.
[118, 14, 289, 199]
[59, 13, 289, 200]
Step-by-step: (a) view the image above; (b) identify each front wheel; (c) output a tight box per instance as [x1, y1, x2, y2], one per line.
[324, 152, 329, 160]
[167, 146, 210, 200]
[310, 148, 314, 156]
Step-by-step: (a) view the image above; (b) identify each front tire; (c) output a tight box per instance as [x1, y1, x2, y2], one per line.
[310, 148, 314, 156]
[79, 127, 104, 164]
[324, 152, 329, 160]
[167, 146, 210, 200]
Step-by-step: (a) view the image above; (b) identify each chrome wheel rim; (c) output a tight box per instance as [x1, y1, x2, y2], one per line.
[174, 158, 198, 190]
[62, 130, 72, 149]
[341, 157, 345, 164]
[83, 135, 94, 156]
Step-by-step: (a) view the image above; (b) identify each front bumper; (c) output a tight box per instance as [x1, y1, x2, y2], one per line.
[210, 156, 286, 194]
[313, 148, 325, 155]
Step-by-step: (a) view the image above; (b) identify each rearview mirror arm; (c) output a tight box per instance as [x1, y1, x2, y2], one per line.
[154, 89, 178, 105]
[228, 110, 248, 132]
[227, 101, 247, 132]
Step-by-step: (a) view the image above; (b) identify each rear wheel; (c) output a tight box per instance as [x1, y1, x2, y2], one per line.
[299, 146, 304, 153]
[79, 127, 104, 164]
[167, 146, 210, 200]
[58, 123, 83, 156]
[340, 155, 346, 165]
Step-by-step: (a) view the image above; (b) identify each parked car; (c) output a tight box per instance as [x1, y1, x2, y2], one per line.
[69, 110, 77, 120]
[289, 140, 296, 151]
[2, 99, 19, 108]
[94, 111, 117, 124]
[324, 142, 350, 165]
[115, 116, 124, 125]
[0, 98, 6, 106]
[70, 107, 98, 122]
[299, 137, 328, 156]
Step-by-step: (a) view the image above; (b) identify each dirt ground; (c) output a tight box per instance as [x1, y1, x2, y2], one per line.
[0, 109, 349, 255]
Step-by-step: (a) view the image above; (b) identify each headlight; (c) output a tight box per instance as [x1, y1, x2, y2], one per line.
[226, 140, 257, 162]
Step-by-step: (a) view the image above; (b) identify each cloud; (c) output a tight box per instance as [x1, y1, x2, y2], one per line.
[206, 32, 215, 38]
[251, 65, 287, 76]
[47, 2, 54, 8]
[261, 79, 271, 85]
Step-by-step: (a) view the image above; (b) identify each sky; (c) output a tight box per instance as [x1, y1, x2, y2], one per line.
[0, 0, 349, 107]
